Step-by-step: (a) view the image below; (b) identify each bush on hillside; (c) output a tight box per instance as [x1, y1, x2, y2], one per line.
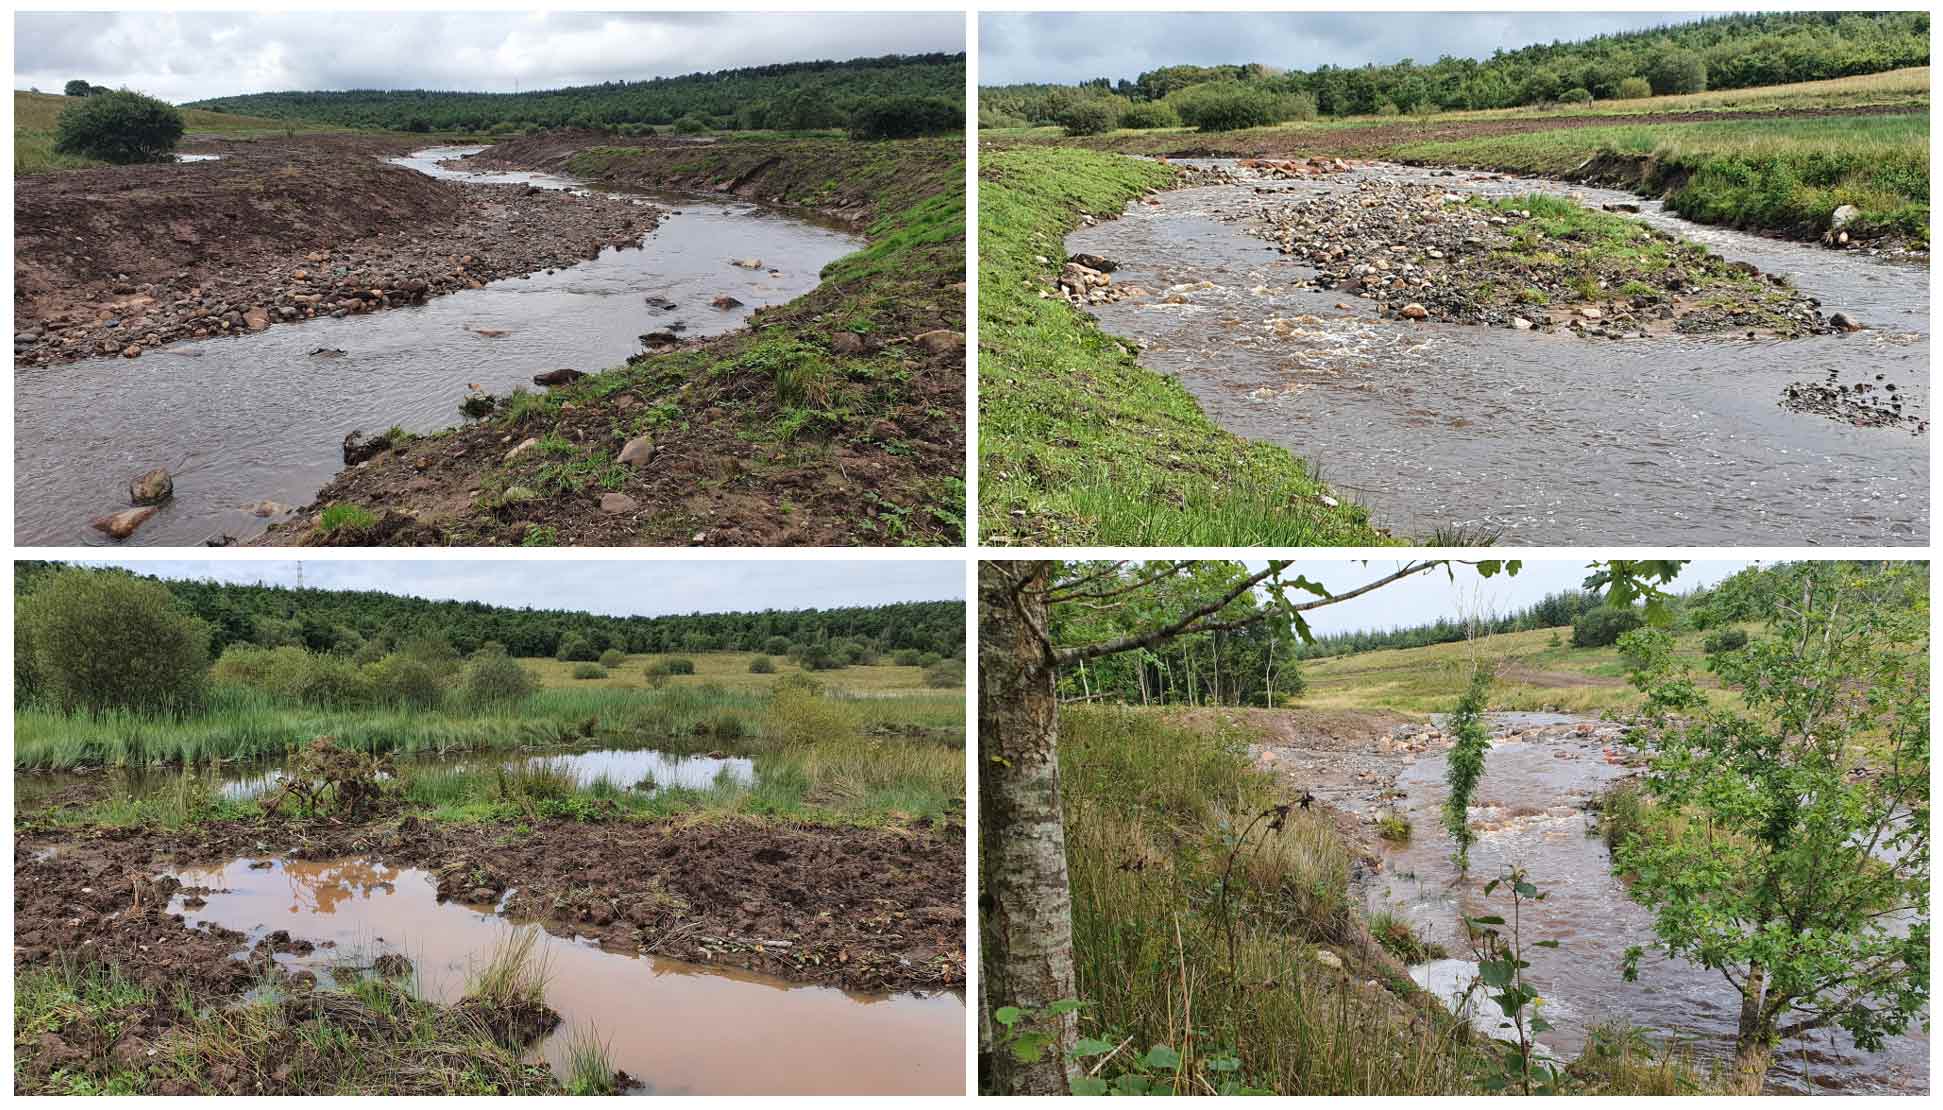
[671, 115, 708, 134]
[1645, 49, 1708, 95]
[18, 568, 209, 717]
[571, 662, 607, 680]
[1055, 98, 1119, 136]
[1558, 87, 1594, 104]
[54, 89, 184, 164]
[1117, 101, 1180, 129]
[363, 653, 447, 710]
[1571, 606, 1644, 648]
[847, 94, 961, 139]
[663, 657, 696, 676]
[1703, 627, 1749, 655]
[460, 646, 538, 708]
[555, 633, 598, 662]
[923, 657, 965, 688]
[598, 648, 627, 669]
[1172, 82, 1277, 132]
[749, 654, 777, 674]
[1616, 76, 1654, 99]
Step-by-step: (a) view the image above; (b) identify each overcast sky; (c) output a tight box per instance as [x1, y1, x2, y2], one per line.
[1244, 559, 1751, 639]
[77, 560, 965, 618]
[14, 11, 965, 103]
[980, 11, 1708, 86]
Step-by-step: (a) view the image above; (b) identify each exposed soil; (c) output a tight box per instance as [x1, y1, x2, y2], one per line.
[252, 135, 966, 547]
[15, 814, 965, 995]
[14, 134, 658, 367]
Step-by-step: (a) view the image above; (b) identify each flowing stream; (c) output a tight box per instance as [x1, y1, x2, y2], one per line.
[14, 145, 862, 546]
[1364, 713, 1927, 1094]
[1067, 160, 1927, 544]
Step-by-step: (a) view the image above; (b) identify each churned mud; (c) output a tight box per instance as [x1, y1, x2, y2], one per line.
[13, 135, 656, 367]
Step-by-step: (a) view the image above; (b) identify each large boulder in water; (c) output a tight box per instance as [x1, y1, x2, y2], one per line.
[91, 506, 158, 541]
[342, 429, 395, 465]
[128, 467, 173, 506]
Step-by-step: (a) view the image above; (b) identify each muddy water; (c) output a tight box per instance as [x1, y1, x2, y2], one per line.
[168, 856, 963, 1094]
[13, 745, 754, 806]
[14, 145, 862, 546]
[1365, 713, 1927, 1094]
[1067, 161, 1927, 544]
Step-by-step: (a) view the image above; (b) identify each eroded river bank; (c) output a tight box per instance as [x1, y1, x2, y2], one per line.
[1066, 159, 1927, 545]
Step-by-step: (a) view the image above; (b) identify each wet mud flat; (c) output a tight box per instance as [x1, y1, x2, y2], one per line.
[14, 815, 966, 1094]
[14, 135, 657, 368]
[1066, 160, 1928, 545]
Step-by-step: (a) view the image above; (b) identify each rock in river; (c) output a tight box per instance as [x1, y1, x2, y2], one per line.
[532, 368, 587, 387]
[128, 467, 173, 506]
[342, 429, 395, 465]
[91, 506, 158, 540]
[710, 294, 745, 310]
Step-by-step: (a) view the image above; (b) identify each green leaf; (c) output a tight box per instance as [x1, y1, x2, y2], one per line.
[1070, 1077, 1109, 1096]
[993, 1006, 1022, 1028]
[1143, 1045, 1183, 1070]
[1073, 1038, 1114, 1057]
[1046, 998, 1086, 1015]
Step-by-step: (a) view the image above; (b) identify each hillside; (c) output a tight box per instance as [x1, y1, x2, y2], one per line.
[187, 52, 965, 133]
[13, 88, 366, 173]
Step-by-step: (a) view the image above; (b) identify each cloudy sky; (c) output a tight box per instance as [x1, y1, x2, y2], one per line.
[980, 11, 1707, 86]
[1243, 558, 1751, 638]
[78, 560, 966, 617]
[14, 10, 965, 103]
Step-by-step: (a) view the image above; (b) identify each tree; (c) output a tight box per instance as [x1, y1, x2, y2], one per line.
[54, 89, 184, 164]
[1645, 48, 1708, 95]
[460, 644, 538, 707]
[1616, 566, 1928, 1091]
[63, 79, 94, 97]
[555, 632, 596, 662]
[1053, 98, 1117, 136]
[18, 568, 209, 717]
[980, 558, 1481, 1094]
[847, 94, 961, 139]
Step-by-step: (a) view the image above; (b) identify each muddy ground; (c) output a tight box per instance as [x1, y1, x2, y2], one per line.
[14, 134, 657, 367]
[253, 134, 966, 547]
[14, 814, 965, 996]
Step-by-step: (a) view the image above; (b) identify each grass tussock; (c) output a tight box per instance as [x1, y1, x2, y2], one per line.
[977, 147, 1395, 547]
[1053, 707, 1473, 1095]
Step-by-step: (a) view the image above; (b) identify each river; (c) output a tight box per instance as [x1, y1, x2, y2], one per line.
[1066, 160, 1927, 545]
[14, 145, 862, 546]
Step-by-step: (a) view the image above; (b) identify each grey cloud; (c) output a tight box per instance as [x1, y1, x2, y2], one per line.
[979, 11, 1708, 86]
[15, 11, 963, 102]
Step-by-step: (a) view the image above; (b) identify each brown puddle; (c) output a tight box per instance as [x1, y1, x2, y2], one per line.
[168, 856, 964, 1095]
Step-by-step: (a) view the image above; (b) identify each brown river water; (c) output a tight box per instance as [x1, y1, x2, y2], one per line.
[1067, 161, 1927, 545]
[167, 856, 964, 1094]
[14, 146, 862, 546]
[1364, 713, 1927, 1094]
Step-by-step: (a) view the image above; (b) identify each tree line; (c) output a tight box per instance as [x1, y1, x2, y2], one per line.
[979, 11, 1928, 130]
[13, 561, 962, 664]
[181, 52, 965, 138]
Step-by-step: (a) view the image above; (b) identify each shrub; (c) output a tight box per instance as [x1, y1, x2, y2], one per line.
[363, 653, 446, 709]
[799, 642, 847, 671]
[749, 655, 776, 674]
[555, 633, 597, 662]
[1558, 87, 1594, 104]
[598, 648, 626, 669]
[1616, 76, 1654, 100]
[54, 89, 184, 164]
[917, 652, 942, 667]
[1172, 82, 1276, 132]
[1055, 99, 1118, 136]
[1277, 91, 1319, 122]
[847, 94, 960, 139]
[1617, 627, 1675, 673]
[1376, 99, 1402, 116]
[63, 79, 96, 97]
[1645, 49, 1708, 95]
[571, 662, 607, 680]
[214, 645, 372, 708]
[663, 657, 696, 676]
[642, 662, 670, 689]
[461, 647, 538, 708]
[17, 568, 209, 717]
[923, 657, 966, 688]
[671, 115, 708, 134]
[1703, 627, 1749, 655]
[892, 649, 924, 667]
[1571, 606, 1644, 648]
[762, 636, 793, 656]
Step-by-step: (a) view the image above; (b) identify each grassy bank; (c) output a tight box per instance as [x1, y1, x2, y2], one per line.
[297, 136, 965, 547]
[977, 147, 1393, 546]
[14, 946, 578, 1095]
[1395, 113, 1928, 243]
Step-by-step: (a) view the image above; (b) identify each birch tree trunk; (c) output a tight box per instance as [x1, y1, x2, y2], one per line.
[978, 560, 1079, 1095]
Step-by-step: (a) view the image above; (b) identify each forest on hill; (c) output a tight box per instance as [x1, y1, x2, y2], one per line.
[185, 52, 966, 135]
[979, 11, 1928, 125]
[11, 562, 963, 661]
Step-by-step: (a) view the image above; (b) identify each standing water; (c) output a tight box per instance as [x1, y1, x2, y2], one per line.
[168, 856, 964, 1094]
[1365, 714, 1927, 1094]
[1068, 161, 1927, 544]
[14, 146, 863, 546]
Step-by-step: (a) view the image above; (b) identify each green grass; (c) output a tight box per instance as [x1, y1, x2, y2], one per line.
[1397, 113, 1929, 242]
[318, 504, 379, 533]
[977, 147, 1395, 546]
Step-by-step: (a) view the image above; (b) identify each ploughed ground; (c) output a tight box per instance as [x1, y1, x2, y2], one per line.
[257, 133, 967, 547]
[14, 134, 656, 368]
[14, 805, 964, 1093]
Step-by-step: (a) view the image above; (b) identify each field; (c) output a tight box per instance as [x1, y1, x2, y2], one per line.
[977, 146, 1395, 546]
[1295, 624, 1743, 715]
[13, 89, 372, 173]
